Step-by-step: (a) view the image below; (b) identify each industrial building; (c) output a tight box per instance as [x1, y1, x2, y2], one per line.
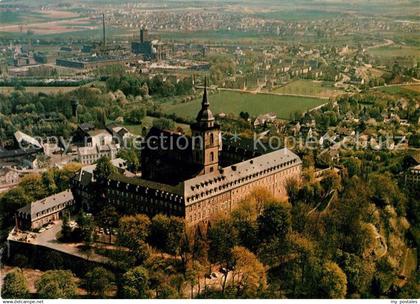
[131, 28, 157, 60]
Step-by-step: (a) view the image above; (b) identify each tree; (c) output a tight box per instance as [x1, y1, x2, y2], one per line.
[285, 178, 301, 204]
[151, 217, 173, 254]
[96, 205, 119, 228]
[231, 200, 259, 252]
[166, 217, 185, 256]
[192, 225, 209, 265]
[239, 111, 250, 121]
[284, 232, 318, 297]
[55, 163, 82, 191]
[41, 170, 58, 194]
[118, 214, 151, 262]
[85, 267, 115, 297]
[257, 201, 291, 242]
[338, 251, 375, 296]
[321, 169, 342, 192]
[208, 218, 237, 266]
[319, 262, 347, 299]
[1, 268, 30, 299]
[231, 246, 267, 298]
[0, 187, 31, 228]
[76, 212, 95, 247]
[152, 118, 176, 131]
[61, 213, 73, 241]
[19, 174, 47, 200]
[344, 157, 362, 177]
[126, 107, 146, 124]
[207, 218, 238, 293]
[118, 147, 140, 172]
[93, 156, 117, 182]
[36, 270, 77, 299]
[149, 215, 185, 256]
[121, 266, 150, 299]
[368, 173, 405, 207]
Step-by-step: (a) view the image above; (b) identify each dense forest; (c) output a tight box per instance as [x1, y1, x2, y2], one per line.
[2, 156, 418, 299]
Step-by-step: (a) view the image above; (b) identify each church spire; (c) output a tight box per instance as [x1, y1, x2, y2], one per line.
[196, 77, 214, 127]
[202, 77, 209, 108]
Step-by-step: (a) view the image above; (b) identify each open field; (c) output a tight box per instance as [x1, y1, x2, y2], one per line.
[162, 91, 325, 120]
[125, 116, 191, 135]
[368, 45, 420, 59]
[272, 80, 344, 98]
[0, 17, 96, 35]
[0, 26, 129, 41]
[405, 84, 420, 93]
[253, 9, 344, 21]
[0, 8, 98, 35]
[0, 86, 81, 95]
[0, 11, 50, 25]
[158, 30, 271, 42]
[377, 84, 420, 95]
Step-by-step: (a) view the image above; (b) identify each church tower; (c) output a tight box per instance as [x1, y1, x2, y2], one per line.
[191, 79, 221, 175]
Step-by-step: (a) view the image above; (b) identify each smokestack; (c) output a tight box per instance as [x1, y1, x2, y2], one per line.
[102, 13, 106, 47]
[140, 27, 144, 43]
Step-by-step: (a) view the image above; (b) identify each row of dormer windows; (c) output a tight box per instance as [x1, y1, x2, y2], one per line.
[187, 163, 300, 203]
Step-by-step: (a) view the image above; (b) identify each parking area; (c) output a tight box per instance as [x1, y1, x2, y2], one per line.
[8, 221, 108, 263]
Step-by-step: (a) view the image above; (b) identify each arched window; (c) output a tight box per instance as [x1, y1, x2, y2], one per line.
[210, 151, 214, 161]
[210, 133, 214, 145]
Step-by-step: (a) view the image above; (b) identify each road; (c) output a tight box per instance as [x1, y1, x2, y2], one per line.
[196, 86, 331, 100]
[366, 39, 394, 50]
[372, 81, 420, 90]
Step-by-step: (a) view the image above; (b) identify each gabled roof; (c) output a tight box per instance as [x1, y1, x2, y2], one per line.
[73, 158, 128, 185]
[17, 190, 74, 221]
[78, 123, 95, 132]
[87, 129, 112, 138]
[14, 131, 42, 149]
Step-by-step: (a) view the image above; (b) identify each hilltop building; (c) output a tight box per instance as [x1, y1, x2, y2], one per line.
[72, 83, 302, 225]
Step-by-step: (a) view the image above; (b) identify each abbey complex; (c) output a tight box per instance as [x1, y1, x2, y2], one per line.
[72, 86, 302, 225]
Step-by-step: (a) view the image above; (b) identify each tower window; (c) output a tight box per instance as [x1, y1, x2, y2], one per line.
[210, 133, 214, 145]
[210, 151, 214, 161]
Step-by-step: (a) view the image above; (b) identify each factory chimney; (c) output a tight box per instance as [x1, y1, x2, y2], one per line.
[140, 26, 149, 43]
[102, 13, 106, 47]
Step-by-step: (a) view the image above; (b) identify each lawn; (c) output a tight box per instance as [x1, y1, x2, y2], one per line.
[162, 91, 326, 120]
[272, 80, 344, 98]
